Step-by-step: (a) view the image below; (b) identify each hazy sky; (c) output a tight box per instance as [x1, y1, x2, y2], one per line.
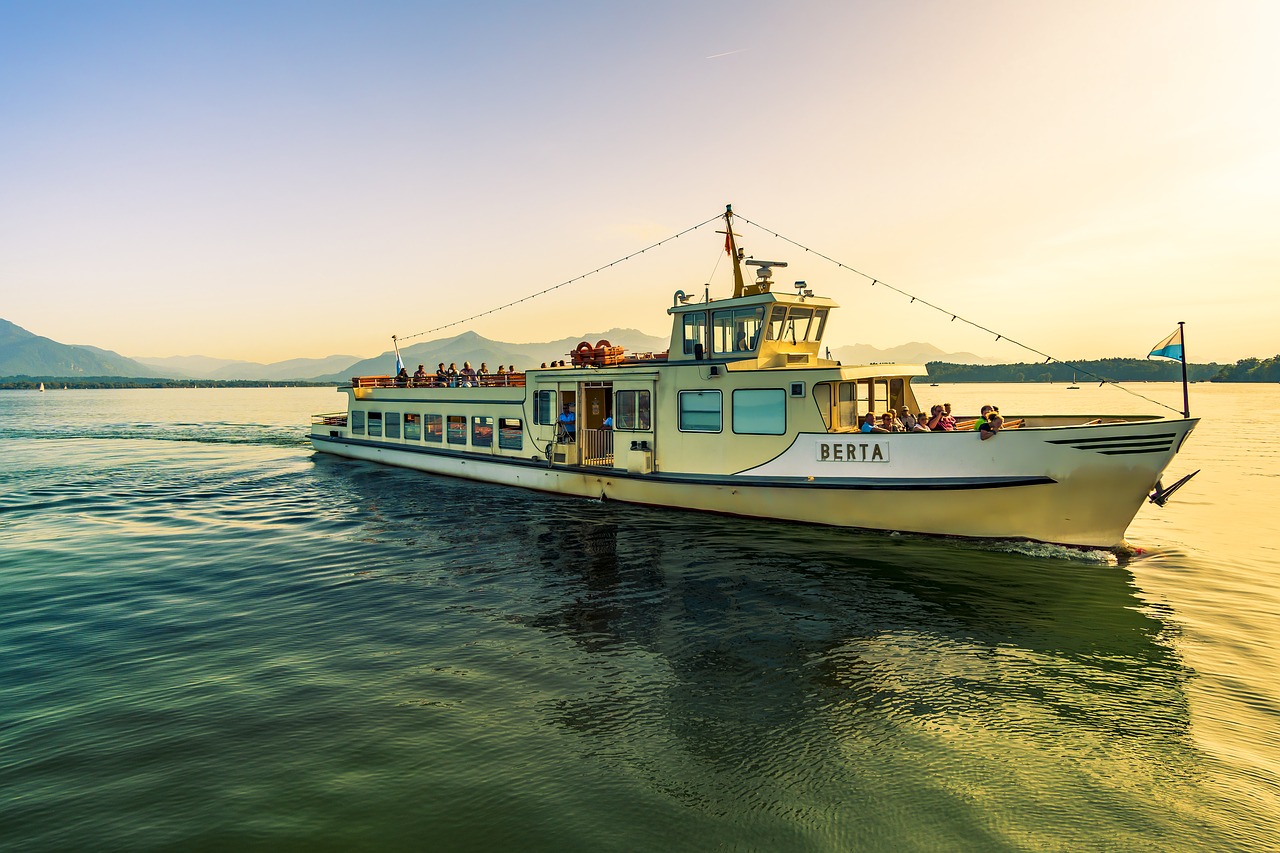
[2, 1, 1276, 364]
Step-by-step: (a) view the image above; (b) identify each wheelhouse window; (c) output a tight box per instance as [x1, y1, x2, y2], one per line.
[403, 413, 421, 441]
[351, 410, 366, 435]
[764, 305, 787, 341]
[471, 416, 493, 447]
[425, 414, 443, 442]
[733, 389, 785, 435]
[681, 311, 708, 356]
[678, 390, 721, 432]
[499, 418, 523, 450]
[534, 390, 555, 425]
[447, 415, 467, 445]
[385, 412, 401, 439]
[615, 390, 651, 431]
[712, 306, 764, 355]
[367, 411, 383, 437]
[772, 305, 829, 344]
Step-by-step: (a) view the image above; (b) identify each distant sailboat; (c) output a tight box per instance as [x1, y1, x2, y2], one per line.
[1068, 373, 1080, 390]
[38, 382, 45, 392]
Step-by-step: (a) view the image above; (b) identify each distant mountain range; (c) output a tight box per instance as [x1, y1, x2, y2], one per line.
[0, 318, 168, 378]
[1, 317, 1002, 381]
[829, 341, 1000, 366]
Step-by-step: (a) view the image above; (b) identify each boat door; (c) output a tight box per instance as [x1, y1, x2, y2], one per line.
[532, 378, 580, 464]
[579, 381, 614, 468]
[611, 375, 657, 473]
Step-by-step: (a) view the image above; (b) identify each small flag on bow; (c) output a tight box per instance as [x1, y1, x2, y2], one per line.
[1148, 327, 1184, 361]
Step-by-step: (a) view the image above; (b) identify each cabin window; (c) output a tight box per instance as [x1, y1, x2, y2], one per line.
[838, 381, 858, 428]
[681, 312, 708, 356]
[447, 415, 467, 445]
[471, 416, 493, 447]
[403, 413, 421, 441]
[367, 411, 383, 437]
[889, 378, 906, 413]
[678, 390, 721, 432]
[425, 414, 443, 442]
[813, 383, 832, 430]
[499, 418, 523, 450]
[385, 412, 401, 439]
[860, 380, 889, 416]
[351, 410, 366, 435]
[615, 390, 651, 431]
[733, 389, 786, 435]
[534, 390, 555, 424]
[712, 306, 764, 355]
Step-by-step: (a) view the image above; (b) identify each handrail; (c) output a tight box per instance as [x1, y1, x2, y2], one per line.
[350, 373, 527, 389]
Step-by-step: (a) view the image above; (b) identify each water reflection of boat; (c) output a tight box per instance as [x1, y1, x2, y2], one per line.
[311, 206, 1197, 549]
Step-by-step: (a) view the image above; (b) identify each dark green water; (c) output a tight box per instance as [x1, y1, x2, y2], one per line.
[1, 387, 1276, 851]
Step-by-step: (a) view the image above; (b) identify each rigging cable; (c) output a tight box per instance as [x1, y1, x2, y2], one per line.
[732, 214, 1184, 416]
[396, 213, 724, 343]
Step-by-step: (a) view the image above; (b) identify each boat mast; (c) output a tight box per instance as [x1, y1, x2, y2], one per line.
[723, 204, 746, 298]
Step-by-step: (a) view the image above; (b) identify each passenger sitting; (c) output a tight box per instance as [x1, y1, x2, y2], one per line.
[936, 404, 957, 431]
[395, 367, 409, 387]
[861, 412, 889, 434]
[880, 412, 904, 433]
[435, 362, 448, 385]
[447, 362, 459, 386]
[974, 405, 994, 430]
[912, 412, 931, 432]
[898, 406, 917, 431]
[460, 361, 478, 386]
[980, 411, 1004, 440]
[602, 415, 613, 430]
[477, 362, 490, 381]
[412, 364, 428, 385]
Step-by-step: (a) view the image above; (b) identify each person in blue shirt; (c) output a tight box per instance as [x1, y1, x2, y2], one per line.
[557, 403, 576, 442]
[860, 412, 889, 434]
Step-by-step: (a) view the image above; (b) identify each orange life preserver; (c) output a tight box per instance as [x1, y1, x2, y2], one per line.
[594, 339, 611, 350]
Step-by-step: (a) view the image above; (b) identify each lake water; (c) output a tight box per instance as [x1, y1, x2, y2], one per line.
[1, 383, 1276, 851]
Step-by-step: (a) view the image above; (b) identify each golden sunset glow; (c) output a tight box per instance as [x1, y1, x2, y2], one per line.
[1, 1, 1276, 364]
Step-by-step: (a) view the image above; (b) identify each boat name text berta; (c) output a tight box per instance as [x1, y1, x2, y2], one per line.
[815, 441, 890, 463]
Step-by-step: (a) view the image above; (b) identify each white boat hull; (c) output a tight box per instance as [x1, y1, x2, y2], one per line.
[311, 416, 1196, 549]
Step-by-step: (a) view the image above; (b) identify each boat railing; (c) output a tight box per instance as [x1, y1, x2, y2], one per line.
[580, 428, 614, 467]
[312, 412, 348, 427]
[350, 373, 527, 389]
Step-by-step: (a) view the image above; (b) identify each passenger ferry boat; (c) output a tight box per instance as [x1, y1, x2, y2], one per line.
[310, 208, 1198, 549]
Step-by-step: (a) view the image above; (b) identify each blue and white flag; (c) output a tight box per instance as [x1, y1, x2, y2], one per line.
[1148, 327, 1184, 361]
[395, 351, 405, 374]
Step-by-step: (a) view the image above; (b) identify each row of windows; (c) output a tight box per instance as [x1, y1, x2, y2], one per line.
[677, 389, 785, 435]
[350, 410, 523, 450]
[348, 387, 789, 444]
[682, 304, 829, 356]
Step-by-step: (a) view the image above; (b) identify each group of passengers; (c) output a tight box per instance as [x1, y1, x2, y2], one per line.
[394, 361, 518, 387]
[859, 402, 1004, 438]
